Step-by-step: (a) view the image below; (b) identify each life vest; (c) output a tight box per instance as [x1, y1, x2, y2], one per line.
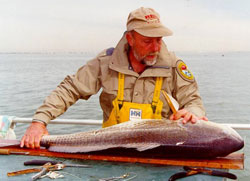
[102, 72, 163, 127]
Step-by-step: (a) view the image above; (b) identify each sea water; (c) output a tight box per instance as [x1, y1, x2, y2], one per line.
[0, 52, 250, 180]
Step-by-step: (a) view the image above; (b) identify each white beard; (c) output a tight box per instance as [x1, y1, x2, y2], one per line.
[133, 50, 158, 66]
[143, 59, 157, 66]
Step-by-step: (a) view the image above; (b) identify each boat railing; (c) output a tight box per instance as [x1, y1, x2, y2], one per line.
[10, 117, 250, 130]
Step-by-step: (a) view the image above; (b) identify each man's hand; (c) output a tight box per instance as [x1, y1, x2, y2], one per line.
[20, 122, 48, 149]
[169, 109, 208, 124]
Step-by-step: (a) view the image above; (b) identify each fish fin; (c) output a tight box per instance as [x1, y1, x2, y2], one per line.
[136, 143, 161, 151]
[48, 143, 162, 153]
[0, 139, 20, 147]
[48, 145, 115, 153]
[168, 94, 179, 111]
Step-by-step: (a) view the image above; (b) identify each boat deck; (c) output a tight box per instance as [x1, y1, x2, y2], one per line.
[0, 146, 244, 181]
[1, 155, 233, 181]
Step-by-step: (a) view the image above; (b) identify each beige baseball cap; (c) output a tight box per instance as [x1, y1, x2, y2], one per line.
[127, 7, 173, 37]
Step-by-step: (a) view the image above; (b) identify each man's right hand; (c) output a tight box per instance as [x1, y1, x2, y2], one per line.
[20, 122, 48, 149]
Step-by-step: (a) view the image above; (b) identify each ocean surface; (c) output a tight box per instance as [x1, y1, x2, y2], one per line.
[0, 52, 250, 180]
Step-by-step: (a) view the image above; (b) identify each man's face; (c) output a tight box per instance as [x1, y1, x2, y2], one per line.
[129, 31, 162, 66]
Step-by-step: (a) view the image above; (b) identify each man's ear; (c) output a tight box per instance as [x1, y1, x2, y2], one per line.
[126, 31, 134, 46]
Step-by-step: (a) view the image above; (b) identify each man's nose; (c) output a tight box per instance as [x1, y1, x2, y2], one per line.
[151, 40, 161, 52]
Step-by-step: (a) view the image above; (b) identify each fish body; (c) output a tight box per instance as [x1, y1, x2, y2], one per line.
[40, 119, 244, 158]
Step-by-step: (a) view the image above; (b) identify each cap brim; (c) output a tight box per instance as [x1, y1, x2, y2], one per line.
[134, 26, 173, 37]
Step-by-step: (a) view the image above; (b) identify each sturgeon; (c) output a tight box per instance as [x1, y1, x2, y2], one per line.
[0, 119, 244, 158]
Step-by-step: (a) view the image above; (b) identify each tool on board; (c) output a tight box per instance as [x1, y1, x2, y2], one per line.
[31, 163, 58, 181]
[7, 160, 92, 180]
[40, 171, 64, 179]
[7, 162, 62, 177]
[98, 172, 137, 181]
[168, 166, 237, 181]
[24, 159, 92, 168]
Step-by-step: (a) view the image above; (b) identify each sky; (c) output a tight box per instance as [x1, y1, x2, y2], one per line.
[0, 0, 250, 53]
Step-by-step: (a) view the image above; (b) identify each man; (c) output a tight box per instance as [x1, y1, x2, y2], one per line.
[21, 7, 208, 149]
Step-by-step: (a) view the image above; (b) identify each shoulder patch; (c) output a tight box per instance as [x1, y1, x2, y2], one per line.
[176, 60, 194, 82]
[106, 47, 114, 56]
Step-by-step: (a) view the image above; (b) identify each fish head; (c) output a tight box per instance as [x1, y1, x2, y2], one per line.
[180, 119, 244, 157]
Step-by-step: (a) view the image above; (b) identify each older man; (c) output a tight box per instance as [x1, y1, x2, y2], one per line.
[21, 7, 207, 149]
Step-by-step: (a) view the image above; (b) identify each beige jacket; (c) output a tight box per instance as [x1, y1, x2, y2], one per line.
[33, 35, 206, 125]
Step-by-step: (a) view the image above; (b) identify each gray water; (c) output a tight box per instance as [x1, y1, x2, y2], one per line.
[0, 52, 250, 180]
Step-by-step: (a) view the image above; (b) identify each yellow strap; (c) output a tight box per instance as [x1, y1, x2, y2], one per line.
[151, 77, 163, 109]
[118, 73, 162, 111]
[117, 72, 125, 106]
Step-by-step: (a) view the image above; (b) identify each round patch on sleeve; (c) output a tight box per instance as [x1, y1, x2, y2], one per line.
[176, 60, 194, 82]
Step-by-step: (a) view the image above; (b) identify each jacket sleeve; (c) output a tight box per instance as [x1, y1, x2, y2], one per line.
[32, 58, 102, 124]
[173, 60, 206, 117]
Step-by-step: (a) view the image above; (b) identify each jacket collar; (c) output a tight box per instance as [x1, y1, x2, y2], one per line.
[109, 34, 174, 78]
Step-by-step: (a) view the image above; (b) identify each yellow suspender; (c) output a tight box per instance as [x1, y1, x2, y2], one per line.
[117, 72, 125, 108]
[151, 77, 163, 113]
[117, 73, 162, 111]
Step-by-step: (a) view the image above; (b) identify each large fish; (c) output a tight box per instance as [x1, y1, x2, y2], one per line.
[0, 119, 244, 158]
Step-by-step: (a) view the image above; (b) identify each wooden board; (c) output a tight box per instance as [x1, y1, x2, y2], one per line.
[1, 146, 244, 170]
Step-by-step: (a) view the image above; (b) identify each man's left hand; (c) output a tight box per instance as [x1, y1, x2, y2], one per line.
[169, 109, 208, 124]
